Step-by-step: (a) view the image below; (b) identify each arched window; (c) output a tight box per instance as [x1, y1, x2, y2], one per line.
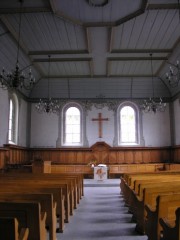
[57, 102, 88, 147]
[115, 102, 144, 146]
[120, 106, 136, 143]
[8, 94, 18, 144]
[65, 107, 81, 144]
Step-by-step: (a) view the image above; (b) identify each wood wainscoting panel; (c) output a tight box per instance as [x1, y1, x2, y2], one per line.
[51, 165, 93, 175]
[1, 142, 173, 170]
[76, 152, 85, 164]
[91, 142, 110, 165]
[142, 150, 151, 163]
[108, 152, 117, 164]
[109, 165, 119, 174]
[52, 151, 61, 162]
[150, 150, 162, 163]
[172, 146, 180, 163]
[51, 165, 66, 173]
[161, 149, 171, 163]
[134, 151, 143, 163]
[124, 151, 134, 164]
[0, 148, 8, 169]
[58, 151, 67, 163]
[66, 151, 77, 164]
[29, 143, 172, 165]
[65, 165, 76, 172]
[84, 152, 92, 165]
[4, 145, 29, 165]
[116, 151, 125, 163]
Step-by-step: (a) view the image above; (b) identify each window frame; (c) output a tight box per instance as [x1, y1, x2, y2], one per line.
[117, 101, 141, 146]
[8, 93, 19, 145]
[62, 102, 83, 147]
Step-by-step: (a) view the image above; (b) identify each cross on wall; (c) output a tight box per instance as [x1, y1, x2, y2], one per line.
[92, 113, 109, 138]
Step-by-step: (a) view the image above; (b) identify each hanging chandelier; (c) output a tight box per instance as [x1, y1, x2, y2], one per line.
[141, 53, 166, 113]
[35, 98, 60, 114]
[0, 0, 35, 91]
[165, 60, 180, 88]
[142, 97, 166, 113]
[35, 55, 60, 114]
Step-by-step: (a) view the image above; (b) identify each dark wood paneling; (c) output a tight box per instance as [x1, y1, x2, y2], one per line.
[172, 146, 180, 163]
[134, 151, 143, 163]
[3, 145, 30, 165]
[29, 142, 171, 165]
[0, 142, 177, 170]
[0, 148, 8, 169]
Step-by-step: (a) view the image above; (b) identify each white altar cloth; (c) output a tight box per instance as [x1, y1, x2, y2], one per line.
[94, 165, 108, 180]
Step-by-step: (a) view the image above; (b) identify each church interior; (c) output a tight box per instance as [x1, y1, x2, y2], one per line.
[0, 0, 180, 239]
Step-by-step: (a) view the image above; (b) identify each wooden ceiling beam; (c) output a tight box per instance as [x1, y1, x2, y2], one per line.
[29, 50, 89, 56]
[41, 75, 92, 79]
[41, 74, 163, 79]
[109, 27, 115, 53]
[147, 3, 179, 10]
[0, 7, 51, 14]
[108, 57, 168, 61]
[89, 60, 94, 77]
[111, 49, 172, 54]
[33, 58, 92, 63]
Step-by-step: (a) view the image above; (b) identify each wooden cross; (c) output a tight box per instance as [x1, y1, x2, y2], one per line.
[92, 113, 109, 138]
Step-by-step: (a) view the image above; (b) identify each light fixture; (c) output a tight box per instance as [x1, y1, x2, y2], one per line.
[141, 53, 166, 113]
[87, 0, 109, 7]
[165, 60, 180, 88]
[0, 0, 35, 91]
[35, 55, 60, 114]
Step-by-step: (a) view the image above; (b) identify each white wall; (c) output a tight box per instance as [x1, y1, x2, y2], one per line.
[30, 102, 172, 148]
[173, 99, 180, 145]
[86, 106, 114, 146]
[18, 98, 29, 147]
[0, 92, 172, 148]
[30, 103, 59, 147]
[142, 104, 171, 147]
[0, 89, 9, 146]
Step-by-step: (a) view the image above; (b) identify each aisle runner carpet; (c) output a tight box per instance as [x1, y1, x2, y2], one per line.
[56, 179, 148, 240]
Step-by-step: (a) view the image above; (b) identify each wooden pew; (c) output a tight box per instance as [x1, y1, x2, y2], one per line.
[133, 182, 180, 234]
[134, 176, 180, 195]
[121, 177, 180, 215]
[0, 174, 74, 219]
[0, 217, 29, 240]
[159, 207, 180, 240]
[0, 172, 84, 203]
[120, 172, 180, 204]
[145, 193, 180, 240]
[0, 172, 84, 232]
[120, 173, 180, 235]
[0, 201, 47, 240]
[0, 193, 56, 240]
[51, 173, 84, 204]
[0, 179, 70, 223]
[23, 173, 79, 210]
[125, 172, 180, 190]
[50, 169, 84, 197]
[0, 184, 65, 232]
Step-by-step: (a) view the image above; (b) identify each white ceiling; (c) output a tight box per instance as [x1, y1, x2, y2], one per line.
[0, 0, 179, 101]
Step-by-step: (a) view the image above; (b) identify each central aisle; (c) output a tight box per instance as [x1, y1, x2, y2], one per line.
[56, 179, 148, 240]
